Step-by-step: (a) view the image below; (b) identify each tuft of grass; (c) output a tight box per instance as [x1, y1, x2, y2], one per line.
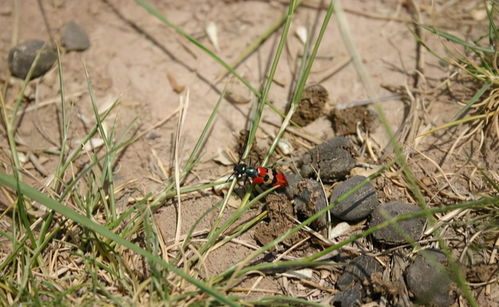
[417, 1, 498, 141]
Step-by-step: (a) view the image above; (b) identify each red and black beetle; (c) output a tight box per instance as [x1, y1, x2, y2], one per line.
[231, 163, 287, 188]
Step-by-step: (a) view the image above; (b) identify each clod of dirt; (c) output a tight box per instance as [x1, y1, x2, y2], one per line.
[330, 176, 378, 222]
[62, 21, 90, 51]
[8, 40, 57, 79]
[293, 178, 328, 230]
[291, 84, 328, 126]
[254, 194, 306, 247]
[337, 255, 383, 291]
[331, 283, 363, 307]
[404, 249, 454, 306]
[329, 106, 376, 135]
[300, 137, 355, 183]
[369, 201, 425, 245]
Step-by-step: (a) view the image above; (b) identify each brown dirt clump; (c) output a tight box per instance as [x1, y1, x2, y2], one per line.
[253, 194, 307, 247]
[329, 105, 376, 135]
[293, 178, 328, 230]
[291, 84, 328, 126]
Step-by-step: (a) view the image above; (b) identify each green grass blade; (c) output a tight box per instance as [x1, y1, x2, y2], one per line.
[485, 1, 498, 46]
[83, 64, 118, 221]
[420, 24, 495, 53]
[453, 81, 492, 120]
[54, 46, 69, 188]
[250, 295, 325, 306]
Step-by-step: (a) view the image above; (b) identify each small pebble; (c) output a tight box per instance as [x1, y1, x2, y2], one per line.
[404, 249, 454, 306]
[330, 175, 378, 221]
[277, 139, 293, 155]
[370, 201, 426, 245]
[145, 131, 161, 139]
[293, 178, 328, 230]
[224, 78, 251, 104]
[337, 255, 383, 290]
[8, 40, 57, 79]
[329, 222, 350, 239]
[62, 21, 90, 51]
[300, 137, 355, 183]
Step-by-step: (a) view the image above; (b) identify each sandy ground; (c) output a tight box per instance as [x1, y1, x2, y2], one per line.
[0, 0, 497, 305]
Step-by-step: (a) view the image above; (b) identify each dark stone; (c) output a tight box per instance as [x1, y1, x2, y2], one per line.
[293, 178, 328, 230]
[337, 255, 383, 290]
[405, 249, 454, 306]
[8, 40, 57, 79]
[62, 21, 90, 51]
[370, 201, 426, 245]
[300, 137, 355, 183]
[331, 284, 363, 307]
[330, 176, 378, 221]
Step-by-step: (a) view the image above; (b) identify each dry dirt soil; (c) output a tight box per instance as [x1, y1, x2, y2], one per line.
[0, 0, 497, 306]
